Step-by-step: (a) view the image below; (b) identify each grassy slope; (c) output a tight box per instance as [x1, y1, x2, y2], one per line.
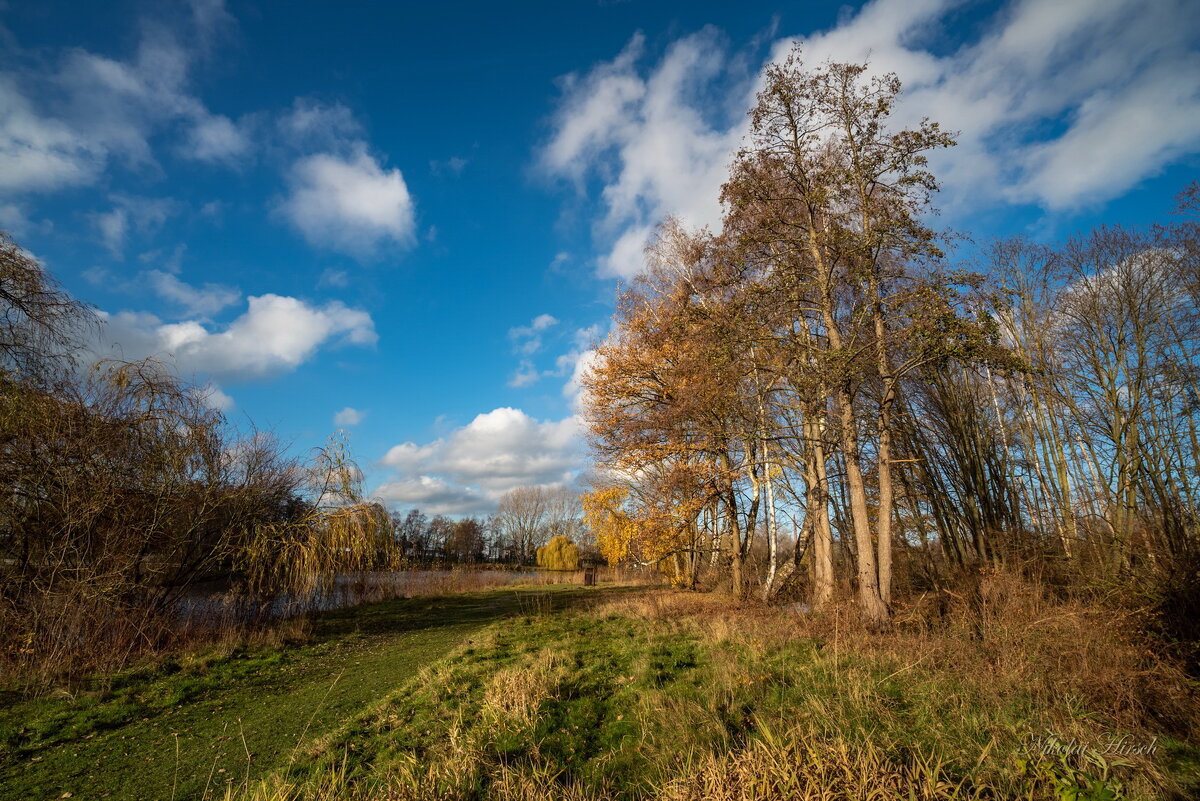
[244, 592, 1200, 801]
[0, 585, 618, 801]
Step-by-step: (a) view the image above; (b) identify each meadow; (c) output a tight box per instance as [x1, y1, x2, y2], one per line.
[4, 577, 1197, 801]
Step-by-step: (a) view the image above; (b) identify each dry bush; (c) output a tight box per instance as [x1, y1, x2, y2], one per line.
[630, 581, 1191, 798]
[884, 567, 1200, 740]
[603, 575, 1195, 791]
[592, 588, 731, 621]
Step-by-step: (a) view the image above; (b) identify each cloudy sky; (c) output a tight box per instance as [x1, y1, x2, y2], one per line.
[3, 0, 1197, 515]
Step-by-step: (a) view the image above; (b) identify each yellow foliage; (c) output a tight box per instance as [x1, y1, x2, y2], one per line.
[536, 535, 580, 571]
[582, 487, 637, 566]
[582, 486, 693, 567]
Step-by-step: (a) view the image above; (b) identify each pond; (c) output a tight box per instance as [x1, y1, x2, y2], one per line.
[174, 567, 587, 623]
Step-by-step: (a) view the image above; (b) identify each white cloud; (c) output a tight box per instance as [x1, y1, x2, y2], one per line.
[601, 224, 657, 279]
[508, 313, 559, 356]
[138, 242, 187, 273]
[508, 322, 602, 390]
[276, 99, 362, 151]
[0, 203, 31, 235]
[1014, 59, 1200, 208]
[91, 194, 176, 258]
[790, 0, 1200, 211]
[430, 155, 468, 177]
[97, 293, 376, 381]
[507, 360, 541, 388]
[187, 0, 237, 41]
[0, 5, 255, 200]
[540, 0, 1200, 274]
[0, 75, 99, 194]
[540, 28, 746, 278]
[376, 407, 584, 515]
[334, 406, 366, 426]
[562, 347, 601, 411]
[279, 147, 417, 255]
[195, 382, 235, 411]
[1, 7, 417, 269]
[147, 269, 241, 317]
[548, 251, 570, 272]
[93, 208, 129, 258]
[318, 268, 350, 288]
[183, 113, 250, 163]
[374, 475, 491, 517]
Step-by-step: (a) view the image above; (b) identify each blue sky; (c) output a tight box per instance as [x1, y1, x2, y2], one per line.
[2, 0, 1197, 515]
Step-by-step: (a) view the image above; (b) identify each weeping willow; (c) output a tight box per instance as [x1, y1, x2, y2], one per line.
[537, 535, 581, 571]
[238, 432, 401, 601]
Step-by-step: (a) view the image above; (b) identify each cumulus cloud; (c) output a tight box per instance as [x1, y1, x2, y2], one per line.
[96, 293, 376, 381]
[279, 147, 417, 255]
[1, 6, 419, 267]
[375, 408, 584, 515]
[540, 0, 1200, 276]
[334, 406, 366, 426]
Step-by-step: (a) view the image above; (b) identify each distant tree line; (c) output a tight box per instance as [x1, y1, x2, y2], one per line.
[391, 485, 593, 566]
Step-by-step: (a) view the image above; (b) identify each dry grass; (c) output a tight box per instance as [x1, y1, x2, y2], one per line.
[659, 724, 982, 801]
[480, 650, 566, 729]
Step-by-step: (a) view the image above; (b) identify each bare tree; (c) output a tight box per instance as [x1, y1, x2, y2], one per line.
[495, 487, 550, 564]
[0, 232, 92, 382]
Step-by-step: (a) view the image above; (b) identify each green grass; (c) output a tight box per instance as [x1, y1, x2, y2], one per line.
[4, 587, 1197, 801]
[0, 585, 622, 801]
[234, 593, 1200, 801]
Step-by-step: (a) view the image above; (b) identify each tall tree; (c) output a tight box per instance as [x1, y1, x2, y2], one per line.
[720, 49, 967, 625]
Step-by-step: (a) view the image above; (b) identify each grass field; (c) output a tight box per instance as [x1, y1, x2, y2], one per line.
[3, 583, 1198, 801]
[0, 585, 616, 801]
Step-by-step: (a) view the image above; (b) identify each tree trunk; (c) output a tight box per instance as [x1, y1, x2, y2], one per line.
[876, 381, 895, 606]
[805, 416, 835, 608]
[836, 384, 890, 629]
